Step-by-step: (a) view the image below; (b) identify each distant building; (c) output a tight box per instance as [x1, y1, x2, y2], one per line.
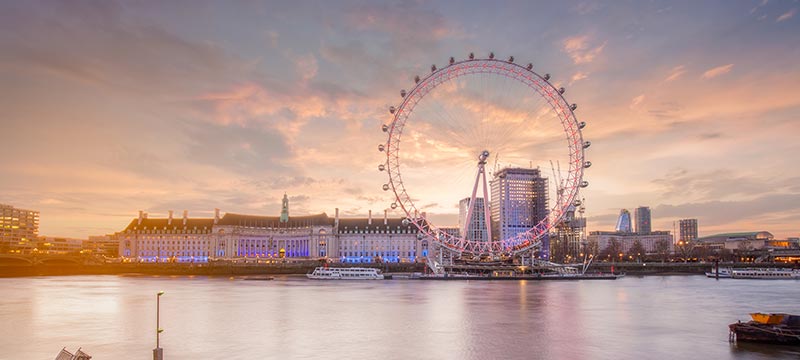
[615, 209, 633, 233]
[0, 203, 40, 254]
[550, 205, 586, 263]
[118, 199, 425, 263]
[459, 197, 489, 243]
[118, 210, 216, 262]
[39, 236, 84, 255]
[490, 167, 548, 257]
[634, 206, 651, 234]
[678, 219, 698, 242]
[588, 231, 673, 256]
[85, 234, 120, 256]
[694, 231, 774, 251]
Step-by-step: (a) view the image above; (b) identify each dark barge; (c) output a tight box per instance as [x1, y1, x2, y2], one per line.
[729, 313, 800, 345]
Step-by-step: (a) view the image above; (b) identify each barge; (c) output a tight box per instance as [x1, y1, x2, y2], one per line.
[729, 313, 800, 345]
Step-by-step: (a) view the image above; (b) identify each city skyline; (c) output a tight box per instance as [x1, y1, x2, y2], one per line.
[1, 1, 799, 239]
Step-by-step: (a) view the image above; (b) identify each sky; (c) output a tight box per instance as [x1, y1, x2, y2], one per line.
[1, 0, 799, 239]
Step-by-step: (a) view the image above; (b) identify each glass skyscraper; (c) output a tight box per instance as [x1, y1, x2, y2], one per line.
[490, 167, 548, 257]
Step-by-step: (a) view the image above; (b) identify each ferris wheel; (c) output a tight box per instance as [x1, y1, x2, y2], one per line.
[378, 52, 590, 257]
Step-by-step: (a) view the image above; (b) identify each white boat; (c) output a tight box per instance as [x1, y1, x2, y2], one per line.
[306, 267, 385, 280]
[705, 268, 732, 278]
[730, 268, 800, 280]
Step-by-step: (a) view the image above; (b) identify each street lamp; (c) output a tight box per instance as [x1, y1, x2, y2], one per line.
[154, 291, 165, 360]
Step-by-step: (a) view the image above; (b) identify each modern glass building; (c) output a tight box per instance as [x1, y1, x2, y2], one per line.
[635, 206, 652, 234]
[679, 218, 698, 242]
[615, 209, 633, 233]
[490, 167, 549, 257]
[458, 197, 489, 243]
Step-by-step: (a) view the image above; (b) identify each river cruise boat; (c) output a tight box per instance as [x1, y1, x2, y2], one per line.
[306, 267, 384, 280]
[705, 268, 732, 278]
[730, 268, 800, 279]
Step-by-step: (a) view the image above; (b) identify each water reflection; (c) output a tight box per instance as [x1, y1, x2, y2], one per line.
[0, 275, 798, 359]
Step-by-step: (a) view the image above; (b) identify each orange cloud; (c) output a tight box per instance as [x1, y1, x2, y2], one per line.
[664, 65, 686, 82]
[701, 64, 734, 79]
[562, 35, 607, 64]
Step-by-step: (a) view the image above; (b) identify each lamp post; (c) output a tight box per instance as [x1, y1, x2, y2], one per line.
[154, 291, 165, 360]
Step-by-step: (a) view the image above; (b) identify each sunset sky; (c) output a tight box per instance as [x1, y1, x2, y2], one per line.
[1, 0, 799, 239]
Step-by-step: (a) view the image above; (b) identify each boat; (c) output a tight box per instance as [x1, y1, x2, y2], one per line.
[705, 267, 732, 278]
[730, 268, 800, 279]
[306, 267, 384, 280]
[729, 313, 800, 345]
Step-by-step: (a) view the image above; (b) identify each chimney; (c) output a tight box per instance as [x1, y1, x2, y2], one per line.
[214, 208, 220, 224]
[143, 212, 148, 219]
[183, 210, 188, 225]
[368, 210, 372, 225]
[335, 208, 339, 228]
[138, 210, 144, 225]
[384, 210, 388, 225]
[168, 210, 173, 225]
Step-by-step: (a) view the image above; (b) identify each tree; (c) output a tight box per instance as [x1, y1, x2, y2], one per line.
[628, 240, 645, 263]
[601, 238, 622, 262]
[655, 239, 671, 263]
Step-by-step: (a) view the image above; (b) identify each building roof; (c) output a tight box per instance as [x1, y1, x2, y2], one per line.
[217, 213, 332, 227]
[337, 217, 417, 231]
[695, 231, 773, 243]
[123, 218, 215, 232]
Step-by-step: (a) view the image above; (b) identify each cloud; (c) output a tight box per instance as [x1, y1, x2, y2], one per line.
[630, 94, 645, 109]
[664, 65, 686, 82]
[562, 35, 607, 64]
[750, 0, 769, 14]
[570, 72, 589, 84]
[293, 53, 318, 82]
[776, 8, 796, 22]
[701, 64, 734, 79]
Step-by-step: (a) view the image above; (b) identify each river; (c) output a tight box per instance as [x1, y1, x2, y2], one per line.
[0, 275, 798, 359]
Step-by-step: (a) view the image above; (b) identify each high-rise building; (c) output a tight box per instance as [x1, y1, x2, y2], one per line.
[679, 219, 698, 242]
[634, 206, 651, 234]
[490, 167, 548, 257]
[550, 205, 586, 263]
[615, 209, 633, 233]
[0, 203, 40, 253]
[458, 197, 489, 243]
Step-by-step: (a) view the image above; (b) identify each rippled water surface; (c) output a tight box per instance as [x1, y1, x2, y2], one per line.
[1, 275, 799, 359]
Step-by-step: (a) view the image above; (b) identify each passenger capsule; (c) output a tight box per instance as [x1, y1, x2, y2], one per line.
[431, 64, 437, 72]
[391, 202, 398, 210]
[378, 164, 386, 171]
[378, 144, 385, 152]
[400, 89, 407, 98]
[508, 56, 514, 63]
[469, 52, 475, 60]
[573, 199, 582, 207]
[416, 233, 424, 240]
[526, 63, 533, 70]
[570, 104, 578, 111]
[580, 181, 589, 188]
[389, 106, 396, 114]
[414, 75, 420, 84]
[489, 52, 494, 59]
[579, 121, 586, 129]
[544, 73, 551, 81]
[381, 124, 389, 132]
[558, 87, 565, 94]
[583, 161, 592, 168]
[583, 141, 591, 149]
[382, 184, 390, 191]
[449, 56, 455, 64]
[402, 218, 410, 226]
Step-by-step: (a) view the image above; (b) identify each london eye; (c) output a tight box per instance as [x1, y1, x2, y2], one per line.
[378, 53, 590, 258]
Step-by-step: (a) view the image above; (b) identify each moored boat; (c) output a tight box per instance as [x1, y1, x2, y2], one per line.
[729, 313, 800, 345]
[705, 267, 732, 278]
[306, 267, 384, 280]
[730, 268, 800, 279]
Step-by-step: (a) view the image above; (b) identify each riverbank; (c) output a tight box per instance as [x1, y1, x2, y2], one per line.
[1, 261, 797, 278]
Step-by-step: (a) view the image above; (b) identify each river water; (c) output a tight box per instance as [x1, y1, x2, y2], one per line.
[1, 275, 799, 359]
